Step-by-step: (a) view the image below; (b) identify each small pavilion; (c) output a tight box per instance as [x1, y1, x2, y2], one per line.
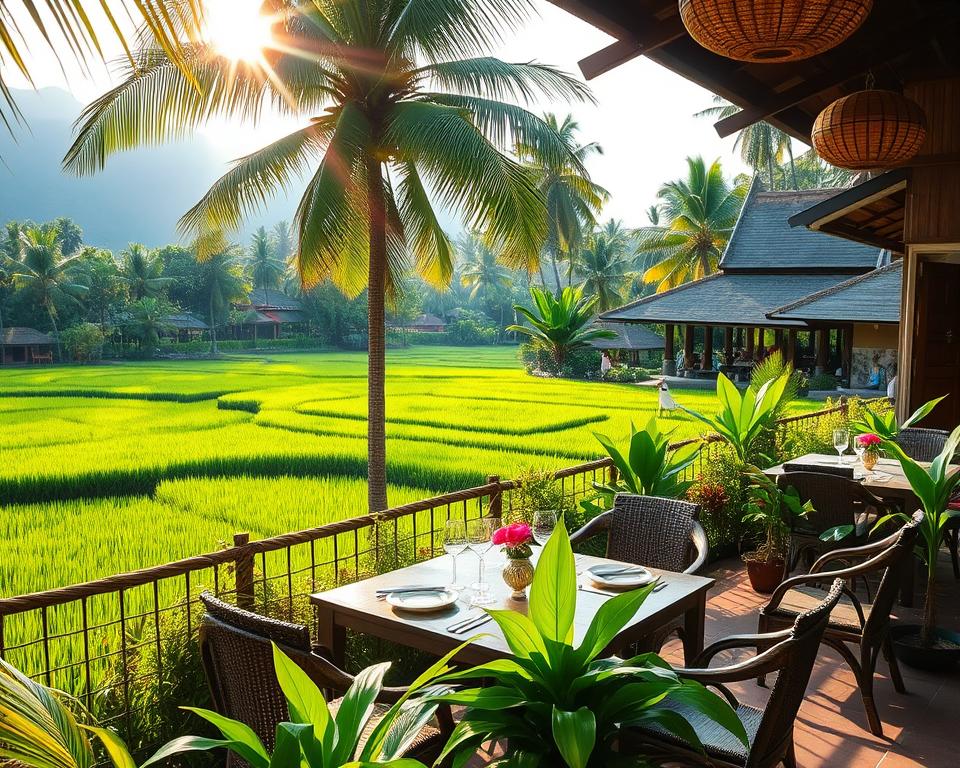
[0, 327, 54, 364]
[601, 183, 888, 379]
[589, 321, 664, 367]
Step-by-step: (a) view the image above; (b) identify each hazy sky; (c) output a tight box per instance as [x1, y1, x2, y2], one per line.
[2, 0, 756, 228]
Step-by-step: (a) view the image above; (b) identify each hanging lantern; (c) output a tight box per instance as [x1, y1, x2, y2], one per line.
[679, 0, 873, 63]
[812, 90, 928, 171]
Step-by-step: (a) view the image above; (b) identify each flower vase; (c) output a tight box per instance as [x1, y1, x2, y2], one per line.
[862, 449, 880, 471]
[502, 557, 535, 600]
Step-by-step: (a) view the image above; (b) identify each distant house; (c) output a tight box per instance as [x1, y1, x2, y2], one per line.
[1, 327, 54, 364]
[589, 322, 664, 367]
[163, 313, 209, 342]
[390, 313, 447, 333]
[234, 289, 309, 340]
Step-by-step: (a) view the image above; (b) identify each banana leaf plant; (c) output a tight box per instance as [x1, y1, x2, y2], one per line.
[850, 396, 946, 440]
[874, 424, 960, 646]
[582, 417, 700, 516]
[0, 643, 465, 768]
[680, 372, 791, 466]
[430, 524, 748, 767]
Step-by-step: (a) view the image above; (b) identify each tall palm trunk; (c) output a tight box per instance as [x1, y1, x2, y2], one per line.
[786, 140, 798, 190]
[209, 294, 218, 355]
[46, 299, 61, 361]
[550, 252, 563, 295]
[366, 156, 389, 513]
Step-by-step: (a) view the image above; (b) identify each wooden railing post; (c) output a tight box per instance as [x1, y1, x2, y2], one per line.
[233, 533, 255, 610]
[487, 475, 503, 519]
[608, 463, 619, 485]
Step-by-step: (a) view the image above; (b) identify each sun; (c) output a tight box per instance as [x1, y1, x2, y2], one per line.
[203, 0, 275, 63]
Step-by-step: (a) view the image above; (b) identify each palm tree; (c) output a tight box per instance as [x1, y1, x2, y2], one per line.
[126, 297, 175, 357]
[248, 226, 285, 294]
[636, 157, 747, 293]
[575, 219, 634, 312]
[6, 226, 88, 358]
[272, 220, 293, 263]
[521, 113, 608, 292]
[199, 247, 248, 356]
[508, 285, 615, 369]
[459, 234, 513, 324]
[77, 247, 123, 330]
[696, 96, 796, 190]
[119, 243, 172, 300]
[66, 0, 591, 512]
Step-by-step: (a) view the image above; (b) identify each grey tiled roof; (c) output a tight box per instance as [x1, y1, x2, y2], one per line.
[589, 322, 665, 350]
[164, 313, 209, 330]
[768, 261, 902, 324]
[721, 184, 882, 272]
[600, 272, 860, 327]
[0, 327, 53, 345]
[247, 288, 303, 310]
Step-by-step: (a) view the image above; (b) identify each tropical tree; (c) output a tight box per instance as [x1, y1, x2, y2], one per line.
[459, 234, 513, 324]
[119, 243, 172, 300]
[6, 226, 88, 357]
[126, 297, 175, 357]
[574, 219, 634, 312]
[77, 247, 124, 329]
[509, 285, 615, 368]
[248, 226, 284, 292]
[521, 113, 607, 292]
[272, 220, 293, 263]
[636, 156, 747, 293]
[66, 0, 592, 512]
[790, 148, 859, 189]
[697, 96, 796, 190]
[198, 247, 248, 355]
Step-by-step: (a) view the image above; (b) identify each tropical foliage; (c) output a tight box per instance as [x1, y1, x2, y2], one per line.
[635, 157, 746, 293]
[509, 286, 615, 368]
[850, 396, 946, 441]
[742, 467, 812, 564]
[119, 243, 172, 300]
[432, 523, 748, 767]
[248, 226, 285, 291]
[574, 220, 634, 312]
[66, 0, 593, 512]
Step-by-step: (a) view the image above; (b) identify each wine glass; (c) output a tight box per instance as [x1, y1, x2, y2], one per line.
[467, 518, 496, 606]
[532, 510, 558, 546]
[833, 428, 849, 466]
[853, 435, 866, 466]
[442, 519, 467, 590]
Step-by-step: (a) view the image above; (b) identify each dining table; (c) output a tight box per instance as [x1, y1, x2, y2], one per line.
[765, 452, 921, 605]
[310, 551, 714, 667]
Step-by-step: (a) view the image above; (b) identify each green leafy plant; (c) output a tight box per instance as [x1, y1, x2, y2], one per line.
[508, 286, 616, 369]
[742, 467, 813, 565]
[431, 523, 748, 767]
[850, 396, 946, 441]
[583, 417, 700, 516]
[875, 424, 960, 646]
[506, 467, 578, 530]
[682, 372, 791, 465]
[687, 443, 745, 553]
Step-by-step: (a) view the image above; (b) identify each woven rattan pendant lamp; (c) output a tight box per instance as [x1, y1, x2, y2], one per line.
[679, 0, 873, 62]
[812, 90, 927, 170]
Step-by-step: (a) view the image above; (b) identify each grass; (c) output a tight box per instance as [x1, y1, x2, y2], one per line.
[0, 346, 823, 700]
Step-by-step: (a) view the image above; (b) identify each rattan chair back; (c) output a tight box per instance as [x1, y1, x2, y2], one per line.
[606, 494, 701, 572]
[895, 427, 950, 462]
[861, 515, 922, 639]
[777, 471, 878, 535]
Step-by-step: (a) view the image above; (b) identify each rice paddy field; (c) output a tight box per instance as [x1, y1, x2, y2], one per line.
[0, 345, 821, 597]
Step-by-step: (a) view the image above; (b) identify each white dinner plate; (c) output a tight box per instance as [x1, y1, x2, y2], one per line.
[386, 588, 459, 613]
[586, 564, 655, 590]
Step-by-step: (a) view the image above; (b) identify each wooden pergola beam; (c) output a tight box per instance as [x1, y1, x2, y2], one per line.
[578, 16, 687, 80]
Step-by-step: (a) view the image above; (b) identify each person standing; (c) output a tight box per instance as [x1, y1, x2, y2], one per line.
[600, 351, 613, 377]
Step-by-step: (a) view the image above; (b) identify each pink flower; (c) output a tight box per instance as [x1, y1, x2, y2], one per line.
[857, 433, 882, 448]
[493, 522, 533, 547]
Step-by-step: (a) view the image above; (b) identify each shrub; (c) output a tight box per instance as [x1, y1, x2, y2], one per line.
[784, 395, 893, 459]
[447, 317, 498, 345]
[688, 443, 746, 555]
[807, 372, 838, 391]
[559, 346, 602, 379]
[604, 365, 650, 383]
[61, 323, 104, 362]
[505, 467, 580, 531]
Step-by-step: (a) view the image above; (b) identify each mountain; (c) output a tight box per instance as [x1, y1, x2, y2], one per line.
[0, 88, 299, 251]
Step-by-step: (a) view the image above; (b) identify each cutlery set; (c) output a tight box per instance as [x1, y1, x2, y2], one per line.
[445, 611, 493, 634]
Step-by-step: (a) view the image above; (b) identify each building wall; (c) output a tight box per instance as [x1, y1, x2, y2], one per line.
[851, 323, 899, 388]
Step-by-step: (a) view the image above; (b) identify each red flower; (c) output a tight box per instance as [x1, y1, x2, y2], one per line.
[493, 522, 533, 547]
[857, 433, 882, 448]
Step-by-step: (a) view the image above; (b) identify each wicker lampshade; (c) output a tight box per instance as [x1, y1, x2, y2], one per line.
[812, 90, 928, 171]
[679, 0, 873, 62]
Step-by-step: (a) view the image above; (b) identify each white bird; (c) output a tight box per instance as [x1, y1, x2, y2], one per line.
[658, 381, 678, 416]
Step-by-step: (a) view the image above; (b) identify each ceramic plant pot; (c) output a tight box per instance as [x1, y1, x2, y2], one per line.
[502, 557, 535, 600]
[745, 558, 785, 594]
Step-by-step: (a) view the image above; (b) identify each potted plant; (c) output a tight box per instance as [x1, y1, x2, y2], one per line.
[430, 524, 748, 766]
[876, 424, 960, 670]
[494, 521, 535, 599]
[741, 468, 813, 593]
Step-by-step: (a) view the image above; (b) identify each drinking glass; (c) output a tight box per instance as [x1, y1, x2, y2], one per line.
[853, 435, 866, 466]
[833, 428, 849, 465]
[532, 509, 558, 546]
[443, 519, 467, 590]
[467, 518, 496, 606]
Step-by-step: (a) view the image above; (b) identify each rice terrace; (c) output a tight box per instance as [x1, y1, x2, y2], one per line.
[0, 346, 818, 596]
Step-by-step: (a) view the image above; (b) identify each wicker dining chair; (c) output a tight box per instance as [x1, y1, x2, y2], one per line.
[758, 511, 922, 737]
[622, 580, 845, 768]
[569, 494, 708, 654]
[197, 592, 451, 766]
[777, 471, 891, 574]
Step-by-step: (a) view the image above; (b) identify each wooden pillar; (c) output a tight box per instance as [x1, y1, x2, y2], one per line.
[774, 329, 784, 350]
[683, 325, 695, 369]
[663, 323, 676, 376]
[702, 326, 714, 370]
[787, 329, 798, 367]
[842, 325, 854, 382]
[756, 328, 765, 359]
[815, 328, 830, 374]
[723, 327, 734, 366]
[745, 326, 755, 360]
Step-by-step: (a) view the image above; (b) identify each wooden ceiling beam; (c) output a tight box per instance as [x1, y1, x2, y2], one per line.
[822, 222, 904, 253]
[578, 15, 688, 80]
